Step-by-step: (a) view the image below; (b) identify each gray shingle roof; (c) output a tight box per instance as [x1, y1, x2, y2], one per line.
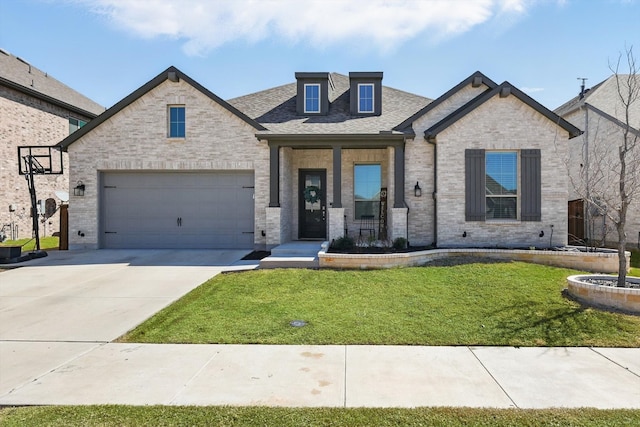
[554, 78, 607, 116]
[228, 73, 432, 135]
[0, 48, 104, 116]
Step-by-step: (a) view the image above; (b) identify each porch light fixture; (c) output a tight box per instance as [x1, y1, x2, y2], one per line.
[414, 181, 422, 197]
[73, 181, 85, 196]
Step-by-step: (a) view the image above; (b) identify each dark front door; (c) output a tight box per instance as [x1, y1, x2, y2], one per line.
[299, 169, 326, 239]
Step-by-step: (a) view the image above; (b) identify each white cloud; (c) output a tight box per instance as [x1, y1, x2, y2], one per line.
[521, 87, 545, 93]
[77, 0, 533, 56]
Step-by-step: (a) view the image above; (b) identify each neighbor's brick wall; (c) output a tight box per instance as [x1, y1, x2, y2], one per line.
[563, 107, 640, 248]
[431, 94, 570, 248]
[0, 85, 91, 240]
[67, 79, 267, 249]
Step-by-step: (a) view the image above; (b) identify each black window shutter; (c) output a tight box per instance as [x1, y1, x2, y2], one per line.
[521, 149, 541, 221]
[465, 149, 485, 221]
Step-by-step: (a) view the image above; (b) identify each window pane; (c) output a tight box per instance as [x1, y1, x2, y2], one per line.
[305, 84, 320, 112]
[359, 84, 374, 112]
[354, 164, 381, 219]
[169, 106, 185, 138]
[486, 152, 516, 195]
[486, 197, 517, 219]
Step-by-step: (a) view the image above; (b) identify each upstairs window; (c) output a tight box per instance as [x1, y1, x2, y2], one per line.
[354, 164, 381, 219]
[304, 84, 320, 113]
[69, 117, 86, 134]
[358, 83, 374, 113]
[168, 105, 185, 138]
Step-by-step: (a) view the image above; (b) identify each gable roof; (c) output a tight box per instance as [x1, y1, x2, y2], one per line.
[555, 74, 640, 128]
[393, 71, 498, 132]
[425, 81, 582, 140]
[228, 73, 432, 138]
[554, 78, 607, 115]
[0, 48, 104, 117]
[57, 66, 266, 151]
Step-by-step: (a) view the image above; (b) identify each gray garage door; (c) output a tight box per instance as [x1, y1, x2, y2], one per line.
[100, 171, 254, 249]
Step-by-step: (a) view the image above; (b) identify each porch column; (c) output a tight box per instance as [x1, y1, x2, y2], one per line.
[394, 142, 405, 208]
[269, 143, 280, 207]
[332, 146, 342, 208]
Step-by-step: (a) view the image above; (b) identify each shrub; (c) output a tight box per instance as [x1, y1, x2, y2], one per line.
[392, 237, 407, 250]
[331, 236, 355, 251]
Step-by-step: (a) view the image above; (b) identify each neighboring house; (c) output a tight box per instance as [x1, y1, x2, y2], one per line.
[556, 75, 640, 247]
[0, 49, 104, 241]
[57, 67, 580, 250]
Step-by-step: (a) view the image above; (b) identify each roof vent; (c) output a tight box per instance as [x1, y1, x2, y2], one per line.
[0, 48, 9, 56]
[578, 77, 588, 100]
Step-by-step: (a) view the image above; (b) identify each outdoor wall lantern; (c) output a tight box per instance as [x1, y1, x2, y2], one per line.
[414, 181, 422, 197]
[73, 181, 85, 196]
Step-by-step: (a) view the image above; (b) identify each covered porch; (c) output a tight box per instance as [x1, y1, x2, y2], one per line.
[261, 134, 411, 249]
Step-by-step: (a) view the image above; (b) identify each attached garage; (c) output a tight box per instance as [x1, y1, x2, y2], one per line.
[100, 171, 255, 249]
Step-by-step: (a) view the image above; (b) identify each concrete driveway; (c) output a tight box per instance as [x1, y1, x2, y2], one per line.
[0, 249, 256, 396]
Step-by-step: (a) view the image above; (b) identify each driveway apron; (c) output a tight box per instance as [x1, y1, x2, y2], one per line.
[0, 249, 255, 397]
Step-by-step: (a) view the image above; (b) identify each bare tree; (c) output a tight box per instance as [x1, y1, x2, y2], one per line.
[581, 46, 640, 287]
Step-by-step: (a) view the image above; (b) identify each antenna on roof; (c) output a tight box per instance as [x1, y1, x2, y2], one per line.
[577, 77, 588, 99]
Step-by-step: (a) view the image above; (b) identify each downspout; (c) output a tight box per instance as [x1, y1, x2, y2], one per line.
[583, 105, 590, 248]
[427, 136, 437, 247]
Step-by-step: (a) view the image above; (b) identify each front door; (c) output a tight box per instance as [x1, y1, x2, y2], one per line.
[299, 169, 326, 239]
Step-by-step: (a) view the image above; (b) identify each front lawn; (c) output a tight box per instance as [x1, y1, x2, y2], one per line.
[120, 261, 640, 347]
[0, 236, 59, 251]
[2, 406, 640, 427]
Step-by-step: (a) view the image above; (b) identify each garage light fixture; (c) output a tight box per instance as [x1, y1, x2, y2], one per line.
[73, 181, 85, 196]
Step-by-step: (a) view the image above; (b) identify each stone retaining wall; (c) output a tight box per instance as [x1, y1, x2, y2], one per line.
[318, 247, 629, 273]
[566, 275, 640, 315]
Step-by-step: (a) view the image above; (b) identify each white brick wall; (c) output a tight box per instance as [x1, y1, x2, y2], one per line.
[427, 94, 570, 248]
[67, 79, 267, 249]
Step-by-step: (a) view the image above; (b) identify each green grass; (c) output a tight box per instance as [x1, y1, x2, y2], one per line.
[2, 406, 640, 427]
[120, 261, 640, 347]
[631, 249, 640, 277]
[0, 236, 59, 251]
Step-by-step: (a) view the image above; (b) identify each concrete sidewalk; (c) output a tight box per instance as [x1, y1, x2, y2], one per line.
[1, 343, 639, 408]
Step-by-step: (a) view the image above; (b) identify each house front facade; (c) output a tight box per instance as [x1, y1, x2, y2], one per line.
[58, 67, 580, 251]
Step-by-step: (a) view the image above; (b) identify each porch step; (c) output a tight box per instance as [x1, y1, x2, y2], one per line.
[259, 241, 328, 269]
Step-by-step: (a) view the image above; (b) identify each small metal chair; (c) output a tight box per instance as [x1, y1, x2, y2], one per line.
[358, 215, 376, 239]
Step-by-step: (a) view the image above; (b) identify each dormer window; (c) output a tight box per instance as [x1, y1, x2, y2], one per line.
[358, 83, 374, 113]
[304, 84, 321, 113]
[349, 72, 383, 116]
[295, 72, 330, 115]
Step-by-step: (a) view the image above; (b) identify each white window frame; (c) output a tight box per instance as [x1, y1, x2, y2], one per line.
[358, 83, 375, 113]
[304, 83, 321, 113]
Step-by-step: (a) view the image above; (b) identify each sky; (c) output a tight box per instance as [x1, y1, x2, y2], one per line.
[1, 0, 638, 111]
